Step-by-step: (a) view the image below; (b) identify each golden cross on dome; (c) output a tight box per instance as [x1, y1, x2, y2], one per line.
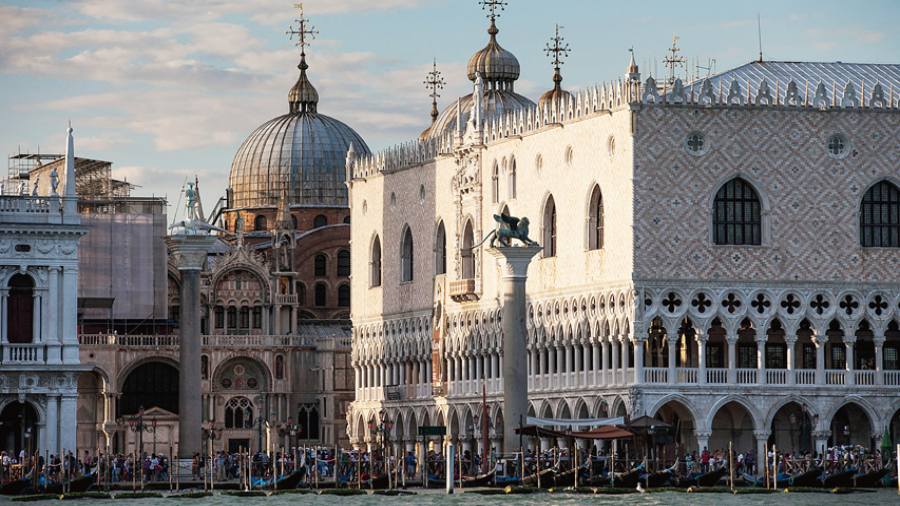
[286, 3, 318, 54]
[424, 59, 446, 123]
[479, 0, 507, 22]
[544, 24, 570, 70]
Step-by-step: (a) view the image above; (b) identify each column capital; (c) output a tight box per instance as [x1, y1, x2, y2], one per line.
[784, 334, 798, 345]
[811, 430, 831, 439]
[486, 246, 542, 279]
[843, 336, 857, 345]
[166, 234, 217, 270]
[753, 430, 771, 439]
[873, 336, 886, 345]
[694, 430, 712, 439]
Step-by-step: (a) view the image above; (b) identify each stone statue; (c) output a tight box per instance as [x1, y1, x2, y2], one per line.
[32, 177, 39, 196]
[19, 181, 27, 195]
[476, 213, 539, 248]
[49, 168, 59, 195]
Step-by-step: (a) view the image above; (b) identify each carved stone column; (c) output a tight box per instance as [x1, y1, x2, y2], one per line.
[167, 234, 216, 458]
[487, 246, 540, 453]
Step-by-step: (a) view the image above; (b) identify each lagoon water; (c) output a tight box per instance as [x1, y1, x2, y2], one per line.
[2, 490, 897, 505]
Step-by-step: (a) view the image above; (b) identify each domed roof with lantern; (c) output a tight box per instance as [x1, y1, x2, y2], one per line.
[228, 9, 370, 209]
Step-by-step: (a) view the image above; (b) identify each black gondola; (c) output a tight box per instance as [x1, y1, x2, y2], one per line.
[788, 467, 822, 487]
[696, 466, 728, 487]
[821, 469, 856, 488]
[642, 463, 678, 488]
[462, 469, 496, 487]
[853, 468, 888, 488]
[0, 479, 29, 496]
[610, 468, 641, 488]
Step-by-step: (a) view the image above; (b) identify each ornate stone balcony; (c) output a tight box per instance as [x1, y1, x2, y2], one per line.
[449, 278, 478, 302]
[78, 333, 313, 349]
[0, 343, 46, 364]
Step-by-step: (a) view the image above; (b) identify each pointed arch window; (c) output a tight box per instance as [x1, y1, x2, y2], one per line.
[224, 397, 254, 429]
[491, 163, 499, 204]
[435, 221, 447, 275]
[400, 226, 414, 282]
[337, 249, 351, 276]
[370, 236, 382, 287]
[314, 253, 327, 277]
[462, 220, 475, 279]
[588, 185, 604, 250]
[543, 195, 557, 257]
[713, 178, 762, 245]
[860, 180, 900, 247]
[508, 158, 517, 199]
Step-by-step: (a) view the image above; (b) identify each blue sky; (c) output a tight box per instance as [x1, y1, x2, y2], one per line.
[1, 0, 897, 213]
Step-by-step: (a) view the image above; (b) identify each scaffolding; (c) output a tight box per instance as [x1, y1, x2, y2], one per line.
[6, 152, 137, 198]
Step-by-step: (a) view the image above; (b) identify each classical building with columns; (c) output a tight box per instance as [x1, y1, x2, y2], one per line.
[0, 127, 87, 457]
[345, 7, 900, 459]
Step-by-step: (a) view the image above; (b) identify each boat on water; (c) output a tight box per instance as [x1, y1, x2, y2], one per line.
[640, 462, 679, 488]
[853, 467, 889, 488]
[788, 466, 822, 487]
[821, 468, 856, 488]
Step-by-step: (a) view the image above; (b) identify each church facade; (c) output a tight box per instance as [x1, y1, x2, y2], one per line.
[346, 10, 900, 460]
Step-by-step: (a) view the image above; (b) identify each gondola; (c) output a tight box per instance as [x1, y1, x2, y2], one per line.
[462, 469, 495, 487]
[853, 468, 888, 488]
[788, 467, 822, 487]
[821, 469, 856, 488]
[641, 463, 678, 488]
[520, 467, 555, 488]
[696, 466, 728, 487]
[0, 479, 30, 496]
[610, 468, 641, 488]
[273, 468, 307, 489]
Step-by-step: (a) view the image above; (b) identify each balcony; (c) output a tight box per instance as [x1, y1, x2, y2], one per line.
[275, 294, 298, 305]
[449, 279, 479, 302]
[78, 334, 313, 349]
[1, 344, 45, 364]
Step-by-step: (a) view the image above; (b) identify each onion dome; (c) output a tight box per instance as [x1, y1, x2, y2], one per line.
[539, 24, 573, 108]
[466, 19, 520, 86]
[228, 52, 371, 209]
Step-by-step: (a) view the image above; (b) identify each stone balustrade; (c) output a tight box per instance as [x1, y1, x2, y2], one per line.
[77, 333, 315, 349]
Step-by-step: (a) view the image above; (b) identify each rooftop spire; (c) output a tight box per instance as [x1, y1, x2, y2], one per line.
[480, 0, 507, 36]
[544, 24, 570, 92]
[424, 58, 446, 124]
[64, 124, 76, 198]
[286, 3, 320, 113]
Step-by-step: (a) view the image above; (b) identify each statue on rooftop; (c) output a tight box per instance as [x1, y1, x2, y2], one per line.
[50, 168, 59, 195]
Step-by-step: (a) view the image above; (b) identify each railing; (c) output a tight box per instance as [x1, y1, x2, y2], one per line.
[766, 369, 788, 385]
[449, 279, 478, 302]
[885, 371, 900, 386]
[707, 368, 727, 384]
[78, 334, 313, 348]
[736, 368, 757, 384]
[2, 344, 45, 363]
[275, 294, 298, 305]
[854, 370, 875, 385]
[676, 367, 698, 384]
[825, 370, 845, 385]
[644, 367, 667, 384]
[0, 196, 52, 214]
[795, 369, 816, 385]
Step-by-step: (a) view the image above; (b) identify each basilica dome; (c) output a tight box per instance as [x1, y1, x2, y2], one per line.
[423, 17, 534, 140]
[228, 57, 370, 209]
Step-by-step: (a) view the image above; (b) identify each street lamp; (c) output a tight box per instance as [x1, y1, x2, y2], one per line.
[123, 406, 154, 456]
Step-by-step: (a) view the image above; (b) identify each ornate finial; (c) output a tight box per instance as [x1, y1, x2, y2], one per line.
[479, 0, 507, 34]
[286, 3, 318, 67]
[424, 58, 446, 124]
[286, 3, 320, 113]
[662, 34, 687, 86]
[544, 24, 570, 90]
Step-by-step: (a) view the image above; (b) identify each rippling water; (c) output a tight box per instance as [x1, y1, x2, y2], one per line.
[2, 490, 896, 505]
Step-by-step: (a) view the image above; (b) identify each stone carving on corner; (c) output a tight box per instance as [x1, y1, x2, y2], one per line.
[755, 79, 773, 105]
[841, 81, 859, 107]
[870, 83, 886, 108]
[813, 82, 829, 109]
[784, 80, 801, 106]
[727, 79, 743, 105]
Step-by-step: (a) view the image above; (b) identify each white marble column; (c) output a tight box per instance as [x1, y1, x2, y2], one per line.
[814, 336, 825, 385]
[667, 337, 677, 385]
[47, 267, 59, 343]
[610, 338, 619, 385]
[601, 339, 610, 385]
[874, 336, 885, 385]
[697, 333, 707, 385]
[727, 337, 737, 384]
[592, 342, 600, 385]
[61, 268, 79, 354]
[32, 293, 41, 343]
[785, 336, 796, 385]
[620, 337, 630, 384]
[46, 394, 60, 455]
[633, 338, 645, 384]
[845, 338, 855, 385]
[756, 337, 766, 385]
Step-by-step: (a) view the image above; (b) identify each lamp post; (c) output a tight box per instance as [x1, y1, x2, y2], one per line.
[124, 406, 152, 456]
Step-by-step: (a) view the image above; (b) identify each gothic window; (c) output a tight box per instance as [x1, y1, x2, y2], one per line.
[7, 274, 34, 344]
[461, 219, 475, 279]
[297, 283, 307, 305]
[713, 178, 762, 245]
[337, 249, 351, 276]
[491, 163, 499, 204]
[239, 307, 250, 328]
[400, 225, 414, 282]
[275, 355, 285, 380]
[252, 307, 262, 328]
[201, 355, 209, 380]
[543, 195, 557, 257]
[314, 254, 327, 277]
[313, 214, 327, 228]
[588, 185, 604, 250]
[254, 215, 267, 231]
[860, 180, 900, 248]
[435, 221, 447, 275]
[338, 284, 350, 307]
[508, 158, 517, 199]
[370, 235, 382, 287]
[314, 283, 327, 307]
[214, 306, 224, 328]
[224, 397, 254, 429]
[227, 306, 237, 329]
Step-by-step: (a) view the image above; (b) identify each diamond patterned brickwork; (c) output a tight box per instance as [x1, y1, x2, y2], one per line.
[633, 106, 900, 283]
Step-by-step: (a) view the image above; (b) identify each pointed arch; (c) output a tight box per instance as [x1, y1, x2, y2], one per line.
[400, 225, 414, 282]
[507, 156, 517, 199]
[491, 161, 500, 204]
[587, 184, 604, 250]
[461, 218, 475, 279]
[370, 234, 382, 287]
[434, 220, 447, 275]
[542, 194, 557, 257]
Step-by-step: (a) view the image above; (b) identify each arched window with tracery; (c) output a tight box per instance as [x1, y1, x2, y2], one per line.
[337, 249, 351, 276]
[491, 163, 499, 204]
[860, 180, 900, 248]
[7, 274, 34, 343]
[400, 226, 414, 282]
[713, 177, 762, 245]
[435, 221, 447, 275]
[370, 235, 382, 287]
[315, 283, 327, 307]
[543, 195, 557, 257]
[588, 185, 604, 250]
[338, 284, 350, 307]
[462, 220, 475, 279]
[224, 397, 254, 429]
[314, 253, 327, 277]
[508, 158, 517, 199]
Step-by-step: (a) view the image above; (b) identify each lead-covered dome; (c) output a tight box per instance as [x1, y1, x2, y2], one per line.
[228, 56, 370, 209]
[466, 21, 520, 83]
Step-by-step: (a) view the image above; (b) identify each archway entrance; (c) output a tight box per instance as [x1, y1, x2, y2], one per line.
[709, 401, 755, 454]
[769, 402, 813, 454]
[120, 361, 179, 416]
[654, 400, 697, 453]
[829, 403, 872, 448]
[0, 401, 39, 456]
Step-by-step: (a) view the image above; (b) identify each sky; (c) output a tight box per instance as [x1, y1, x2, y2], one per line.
[1, 0, 898, 216]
